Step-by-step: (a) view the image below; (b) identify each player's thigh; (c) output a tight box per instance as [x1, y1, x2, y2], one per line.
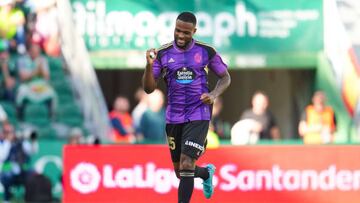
[166, 123, 182, 163]
[181, 120, 209, 160]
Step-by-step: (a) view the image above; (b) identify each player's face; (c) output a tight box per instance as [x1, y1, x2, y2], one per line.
[174, 20, 196, 49]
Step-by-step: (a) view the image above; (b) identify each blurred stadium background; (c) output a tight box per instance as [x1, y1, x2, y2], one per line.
[0, 0, 360, 202]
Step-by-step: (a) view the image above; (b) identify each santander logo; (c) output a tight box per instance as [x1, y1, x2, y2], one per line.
[70, 162, 101, 194]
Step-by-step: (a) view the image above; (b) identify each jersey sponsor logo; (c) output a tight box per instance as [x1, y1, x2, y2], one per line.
[185, 140, 204, 151]
[175, 67, 196, 84]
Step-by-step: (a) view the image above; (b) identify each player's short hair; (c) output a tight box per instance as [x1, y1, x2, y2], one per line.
[177, 11, 197, 26]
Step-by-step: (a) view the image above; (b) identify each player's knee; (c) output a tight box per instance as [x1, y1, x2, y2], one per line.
[180, 158, 195, 170]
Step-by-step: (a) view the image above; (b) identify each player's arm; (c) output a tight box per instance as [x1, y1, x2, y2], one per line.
[142, 49, 158, 94]
[201, 71, 231, 104]
[199, 45, 231, 104]
[211, 70, 231, 98]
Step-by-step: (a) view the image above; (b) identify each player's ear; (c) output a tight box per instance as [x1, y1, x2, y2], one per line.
[193, 27, 197, 35]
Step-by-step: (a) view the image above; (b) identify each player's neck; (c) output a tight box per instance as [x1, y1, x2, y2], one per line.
[173, 39, 195, 52]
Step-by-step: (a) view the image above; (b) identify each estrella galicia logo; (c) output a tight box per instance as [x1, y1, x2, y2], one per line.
[175, 67, 196, 84]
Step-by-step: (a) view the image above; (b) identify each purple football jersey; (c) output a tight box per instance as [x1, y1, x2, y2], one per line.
[152, 40, 227, 124]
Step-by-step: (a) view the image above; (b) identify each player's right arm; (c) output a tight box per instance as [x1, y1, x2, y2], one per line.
[142, 48, 158, 94]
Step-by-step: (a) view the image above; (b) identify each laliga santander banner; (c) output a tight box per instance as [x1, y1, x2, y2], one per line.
[63, 145, 360, 203]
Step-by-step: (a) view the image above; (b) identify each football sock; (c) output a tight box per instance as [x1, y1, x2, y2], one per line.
[178, 169, 195, 203]
[195, 165, 209, 180]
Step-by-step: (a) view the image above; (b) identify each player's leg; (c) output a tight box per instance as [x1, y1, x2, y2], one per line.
[166, 124, 182, 179]
[173, 162, 180, 178]
[194, 138, 209, 180]
[195, 165, 209, 180]
[166, 123, 194, 203]
[182, 120, 215, 199]
[178, 153, 196, 203]
[174, 162, 208, 181]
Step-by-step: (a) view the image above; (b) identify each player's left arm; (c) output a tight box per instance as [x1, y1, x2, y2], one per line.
[201, 70, 231, 105]
[200, 47, 231, 104]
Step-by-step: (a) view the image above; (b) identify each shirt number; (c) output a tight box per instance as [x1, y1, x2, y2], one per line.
[168, 137, 176, 150]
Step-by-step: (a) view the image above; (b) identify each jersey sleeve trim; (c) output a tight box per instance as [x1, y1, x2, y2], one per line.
[195, 40, 217, 59]
[156, 42, 173, 60]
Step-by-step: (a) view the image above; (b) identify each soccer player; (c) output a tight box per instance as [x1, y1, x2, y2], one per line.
[142, 11, 231, 203]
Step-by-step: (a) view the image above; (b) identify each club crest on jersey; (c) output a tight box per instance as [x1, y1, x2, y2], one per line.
[175, 67, 196, 84]
[194, 53, 202, 63]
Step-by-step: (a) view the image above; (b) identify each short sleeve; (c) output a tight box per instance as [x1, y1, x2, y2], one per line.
[208, 53, 227, 76]
[152, 58, 162, 80]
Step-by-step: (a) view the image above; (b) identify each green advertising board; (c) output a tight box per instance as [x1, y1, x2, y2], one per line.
[71, 0, 323, 69]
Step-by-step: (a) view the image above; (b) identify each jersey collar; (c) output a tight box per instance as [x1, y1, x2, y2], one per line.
[173, 39, 195, 52]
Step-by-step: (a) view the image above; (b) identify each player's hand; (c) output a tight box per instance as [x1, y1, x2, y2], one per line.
[200, 93, 216, 105]
[146, 48, 157, 65]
